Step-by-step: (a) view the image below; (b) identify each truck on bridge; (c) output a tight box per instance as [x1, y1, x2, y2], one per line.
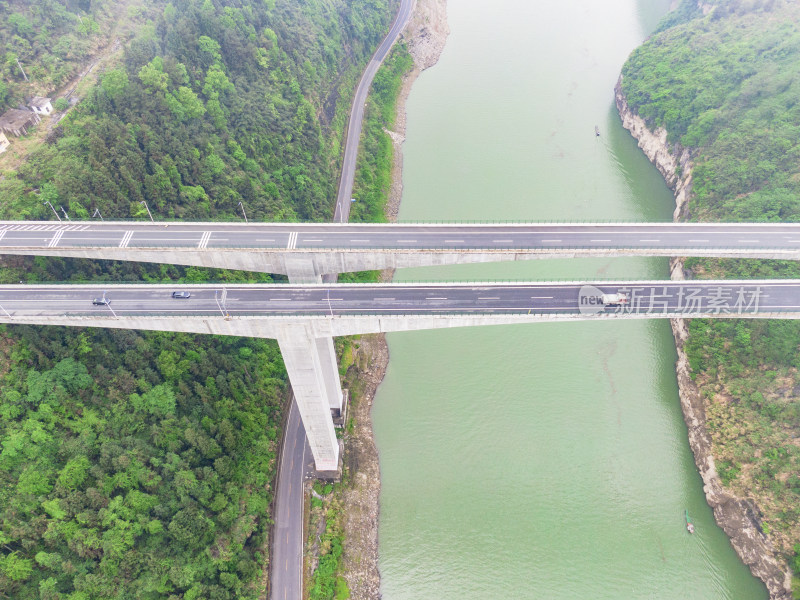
[601, 293, 629, 307]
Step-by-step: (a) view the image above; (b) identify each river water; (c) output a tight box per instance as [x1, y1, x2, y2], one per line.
[371, 1, 769, 598]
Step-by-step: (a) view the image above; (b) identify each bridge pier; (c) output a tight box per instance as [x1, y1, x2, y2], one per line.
[276, 325, 341, 472]
[281, 269, 344, 470]
[284, 256, 322, 284]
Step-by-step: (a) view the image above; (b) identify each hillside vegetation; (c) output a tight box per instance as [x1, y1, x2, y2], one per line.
[620, 0, 800, 591]
[0, 0, 141, 107]
[0, 0, 396, 598]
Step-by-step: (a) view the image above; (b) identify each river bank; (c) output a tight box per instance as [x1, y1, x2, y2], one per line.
[337, 1, 450, 598]
[615, 80, 792, 600]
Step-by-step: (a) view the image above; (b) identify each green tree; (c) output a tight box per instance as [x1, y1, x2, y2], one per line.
[101, 68, 129, 100]
[167, 86, 206, 121]
[58, 456, 90, 490]
[1, 551, 33, 581]
[138, 57, 169, 93]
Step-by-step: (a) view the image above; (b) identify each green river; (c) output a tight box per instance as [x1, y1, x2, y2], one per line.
[371, 0, 770, 598]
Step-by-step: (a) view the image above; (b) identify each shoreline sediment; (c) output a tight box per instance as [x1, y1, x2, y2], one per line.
[338, 1, 450, 598]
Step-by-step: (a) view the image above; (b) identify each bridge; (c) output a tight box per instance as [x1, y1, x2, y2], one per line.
[0, 279, 786, 470]
[2, 221, 800, 282]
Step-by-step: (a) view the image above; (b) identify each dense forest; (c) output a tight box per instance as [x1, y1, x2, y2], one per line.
[0, 0, 397, 598]
[0, 0, 134, 108]
[2, 0, 394, 223]
[620, 0, 800, 592]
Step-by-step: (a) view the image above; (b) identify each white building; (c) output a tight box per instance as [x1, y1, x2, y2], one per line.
[0, 132, 9, 154]
[29, 96, 53, 116]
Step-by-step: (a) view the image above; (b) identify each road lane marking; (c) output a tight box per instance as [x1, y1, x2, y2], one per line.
[120, 237, 200, 241]
[350, 239, 370, 242]
[397, 239, 417, 243]
[48, 231, 64, 247]
[738, 239, 760, 243]
[198, 231, 212, 249]
[639, 239, 661, 242]
[689, 239, 709, 242]
[590, 239, 611, 242]
[531, 296, 554, 299]
[478, 297, 500, 300]
[426, 297, 448, 300]
[0, 231, 6, 242]
[444, 240, 464, 243]
[541, 239, 561, 242]
[492, 239, 513, 243]
[286, 232, 298, 249]
[119, 231, 134, 248]
[302, 238, 322, 242]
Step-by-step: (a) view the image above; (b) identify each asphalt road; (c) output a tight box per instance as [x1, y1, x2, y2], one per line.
[0, 281, 787, 317]
[271, 401, 310, 600]
[271, 0, 413, 597]
[3, 221, 800, 252]
[333, 0, 414, 223]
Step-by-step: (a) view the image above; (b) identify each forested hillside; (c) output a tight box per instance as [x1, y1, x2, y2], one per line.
[620, 0, 800, 592]
[2, 0, 394, 223]
[0, 0, 396, 598]
[0, 0, 139, 108]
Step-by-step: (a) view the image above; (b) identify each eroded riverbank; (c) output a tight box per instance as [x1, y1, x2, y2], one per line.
[615, 80, 791, 599]
[338, 1, 450, 597]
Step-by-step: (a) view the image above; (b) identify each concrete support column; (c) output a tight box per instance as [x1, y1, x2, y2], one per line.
[315, 336, 343, 412]
[277, 324, 340, 471]
[285, 270, 344, 413]
[284, 256, 322, 284]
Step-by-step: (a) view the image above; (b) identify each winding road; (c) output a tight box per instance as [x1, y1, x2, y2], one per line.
[271, 0, 413, 598]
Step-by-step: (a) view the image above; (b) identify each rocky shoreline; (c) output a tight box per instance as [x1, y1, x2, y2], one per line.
[615, 79, 793, 600]
[338, 2, 450, 598]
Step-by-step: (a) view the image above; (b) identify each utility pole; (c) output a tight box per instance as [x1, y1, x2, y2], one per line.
[237, 201, 248, 223]
[139, 201, 154, 222]
[15, 57, 28, 82]
[60, 206, 71, 221]
[43, 201, 61, 221]
[93, 208, 104, 221]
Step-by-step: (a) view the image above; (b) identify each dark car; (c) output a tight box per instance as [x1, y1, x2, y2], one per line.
[92, 298, 109, 305]
[172, 291, 191, 299]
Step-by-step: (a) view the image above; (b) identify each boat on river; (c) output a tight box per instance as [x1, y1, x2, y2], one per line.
[685, 509, 695, 534]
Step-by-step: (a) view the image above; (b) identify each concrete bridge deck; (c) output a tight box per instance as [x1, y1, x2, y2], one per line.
[0, 279, 789, 335]
[2, 222, 800, 280]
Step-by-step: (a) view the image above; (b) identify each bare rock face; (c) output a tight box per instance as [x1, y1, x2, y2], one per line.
[616, 78, 794, 600]
[403, 0, 450, 71]
[614, 79, 693, 220]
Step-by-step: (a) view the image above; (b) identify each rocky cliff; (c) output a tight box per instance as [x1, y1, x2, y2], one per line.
[615, 77, 793, 600]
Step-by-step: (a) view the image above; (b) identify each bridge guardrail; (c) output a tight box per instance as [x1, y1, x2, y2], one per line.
[2, 242, 800, 252]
